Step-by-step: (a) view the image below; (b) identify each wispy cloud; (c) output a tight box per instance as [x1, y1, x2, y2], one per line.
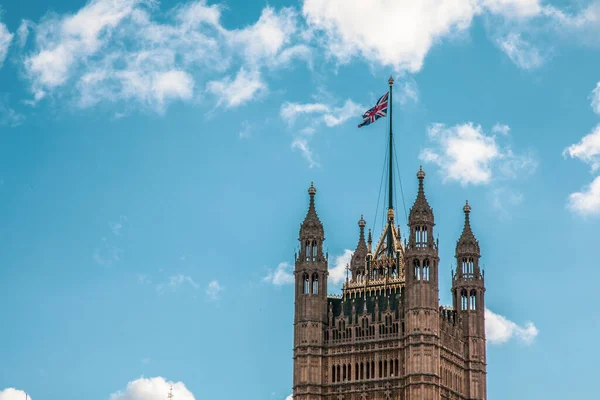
[485, 308, 539, 345]
[93, 237, 123, 267]
[292, 137, 319, 168]
[110, 376, 195, 400]
[282, 98, 363, 167]
[22, 1, 307, 112]
[0, 95, 25, 127]
[263, 262, 294, 285]
[205, 280, 223, 301]
[206, 68, 266, 108]
[0, 17, 13, 67]
[489, 187, 524, 218]
[497, 33, 544, 70]
[109, 215, 128, 236]
[156, 274, 200, 294]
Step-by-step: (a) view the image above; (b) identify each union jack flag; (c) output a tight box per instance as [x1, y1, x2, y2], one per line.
[358, 92, 389, 128]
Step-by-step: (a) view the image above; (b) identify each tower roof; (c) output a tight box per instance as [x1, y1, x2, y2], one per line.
[456, 200, 480, 255]
[351, 215, 368, 270]
[408, 166, 434, 225]
[300, 182, 324, 239]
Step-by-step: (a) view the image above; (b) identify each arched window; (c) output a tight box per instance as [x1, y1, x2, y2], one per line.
[423, 226, 428, 246]
[343, 364, 347, 381]
[423, 259, 430, 281]
[311, 273, 319, 294]
[305, 241, 310, 261]
[470, 290, 477, 310]
[414, 259, 421, 281]
[356, 363, 359, 380]
[303, 273, 310, 294]
[332, 365, 336, 383]
[379, 360, 383, 378]
[360, 362, 364, 380]
[462, 257, 467, 274]
[312, 241, 318, 261]
[461, 289, 468, 310]
[468, 257, 474, 275]
[348, 364, 351, 381]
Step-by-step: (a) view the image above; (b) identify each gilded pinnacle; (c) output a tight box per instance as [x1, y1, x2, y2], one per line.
[388, 76, 394, 86]
[308, 182, 317, 196]
[358, 214, 366, 227]
[463, 200, 471, 214]
[417, 165, 426, 180]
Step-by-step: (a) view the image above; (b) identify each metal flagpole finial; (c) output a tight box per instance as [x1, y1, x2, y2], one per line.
[388, 76, 394, 86]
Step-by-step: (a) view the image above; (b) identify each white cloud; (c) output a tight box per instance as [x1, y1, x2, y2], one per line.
[264, 262, 295, 285]
[329, 249, 352, 286]
[485, 308, 538, 345]
[285, 395, 293, 400]
[482, 0, 542, 18]
[592, 82, 600, 116]
[0, 96, 25, 127]
[156, 274, 200, 293]
[110, 376, 195, 400]
[497, 33, 544, 70]
[302, 0, 480, 72]
[563, 124, 600, 172]
[206, 68, 266, 108]
[0, 20, 13, 67]
[420, 123, 499, 185]
[206, 279, 223, 300]
[322, 100, 363, 127]
[420, 122, 535, 185]
[282, 98, 363, 167]
[567, 175, 600, 216]
[292, 137, 319, 168]
[492, 122, 510, 135]
[226, 7, 307, 68]
[0, 388, 32, 400]
[22, 0, 306, 112]
[17, 20, 31, 48]
[397, 80, 419, 106]
[280, 102, 329, 125]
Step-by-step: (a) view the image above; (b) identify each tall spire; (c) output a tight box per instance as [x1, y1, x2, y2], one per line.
[351, 215, 368, 275]
[300, 182, 324, 238]
[386, 76, 395, 255]
[456, 200, 480, 255]
[408, 166, 434, 225]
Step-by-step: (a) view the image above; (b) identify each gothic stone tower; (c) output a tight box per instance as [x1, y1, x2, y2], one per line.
[292, 170, 487, 400]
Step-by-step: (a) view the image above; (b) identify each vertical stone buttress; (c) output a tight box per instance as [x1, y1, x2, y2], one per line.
[293, 183, 328, 400]
[404, 168, 441, 400]
[452, 202, 486, 399]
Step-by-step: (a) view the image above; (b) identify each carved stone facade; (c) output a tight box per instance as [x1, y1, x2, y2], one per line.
[293, 170, 487, 400]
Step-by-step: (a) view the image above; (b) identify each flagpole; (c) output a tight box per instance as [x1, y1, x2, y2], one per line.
[387, 76, 394, 255]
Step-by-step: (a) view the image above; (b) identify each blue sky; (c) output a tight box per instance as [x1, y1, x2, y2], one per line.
[1, 0, 600, 399]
